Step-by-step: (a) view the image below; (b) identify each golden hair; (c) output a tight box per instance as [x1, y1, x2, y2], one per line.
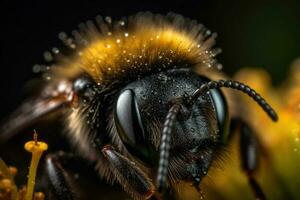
[52, 12, 221, 85]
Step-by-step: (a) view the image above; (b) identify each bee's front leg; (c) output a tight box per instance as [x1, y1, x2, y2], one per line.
[45, 152, 77, 200]
[230, 118, 266, 200]
[101, 145, 156, 200]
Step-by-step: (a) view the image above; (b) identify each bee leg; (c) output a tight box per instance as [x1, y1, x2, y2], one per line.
[231, 119, 266, 200]
[101, 145, 156, 200]
[45, 151, 77, 200]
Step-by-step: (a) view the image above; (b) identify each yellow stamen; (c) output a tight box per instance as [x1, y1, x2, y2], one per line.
[24, 130, 48, 200]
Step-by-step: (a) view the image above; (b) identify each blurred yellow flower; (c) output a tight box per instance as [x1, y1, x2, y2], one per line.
[201, 59, 300, 200]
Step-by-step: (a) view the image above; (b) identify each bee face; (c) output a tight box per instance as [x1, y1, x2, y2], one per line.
[113, 69, 228, 182]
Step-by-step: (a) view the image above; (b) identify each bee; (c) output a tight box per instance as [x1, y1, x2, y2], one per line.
[0, 12, 277, 200]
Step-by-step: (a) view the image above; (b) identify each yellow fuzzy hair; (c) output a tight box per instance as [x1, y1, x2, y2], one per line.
[52, 12, 221, 85]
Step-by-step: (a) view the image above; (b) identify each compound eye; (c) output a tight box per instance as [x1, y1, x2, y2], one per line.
[209, 89, 229, 143]
[73, 76, 95, 101]
[114, 89, 150, 162]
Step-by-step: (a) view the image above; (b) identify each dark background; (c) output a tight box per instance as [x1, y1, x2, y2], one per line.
[0, 0, 300, 120]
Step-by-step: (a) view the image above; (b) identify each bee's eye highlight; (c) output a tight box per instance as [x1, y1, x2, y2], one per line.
[114, 89, 150, 163]
[209, 89, 229, 143]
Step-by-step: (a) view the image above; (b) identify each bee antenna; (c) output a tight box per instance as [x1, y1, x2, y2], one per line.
[188, 80, 278, 121]
[156, 103, 181, 192]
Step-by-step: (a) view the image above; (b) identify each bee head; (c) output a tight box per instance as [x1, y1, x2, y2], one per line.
[114, 69, 229, 184]
[113, 67, 277, 191]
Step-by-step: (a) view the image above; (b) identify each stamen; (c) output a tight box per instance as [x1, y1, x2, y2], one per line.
[24, 130, 48, 200]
